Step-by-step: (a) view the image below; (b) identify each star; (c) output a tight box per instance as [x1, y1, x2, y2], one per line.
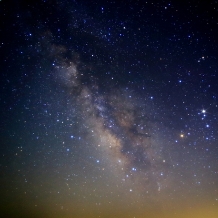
[201, 109, 206, 114]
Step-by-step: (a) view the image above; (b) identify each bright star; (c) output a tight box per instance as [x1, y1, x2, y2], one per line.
[202, 109, 206, 114]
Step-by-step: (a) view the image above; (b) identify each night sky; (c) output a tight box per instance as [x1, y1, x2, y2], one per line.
[1, 0, 218, 217]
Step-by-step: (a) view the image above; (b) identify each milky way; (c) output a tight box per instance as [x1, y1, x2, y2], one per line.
[50, 43, 173, 196]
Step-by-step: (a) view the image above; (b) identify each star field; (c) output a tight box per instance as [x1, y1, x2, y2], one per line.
[1, 0, 218, 217]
